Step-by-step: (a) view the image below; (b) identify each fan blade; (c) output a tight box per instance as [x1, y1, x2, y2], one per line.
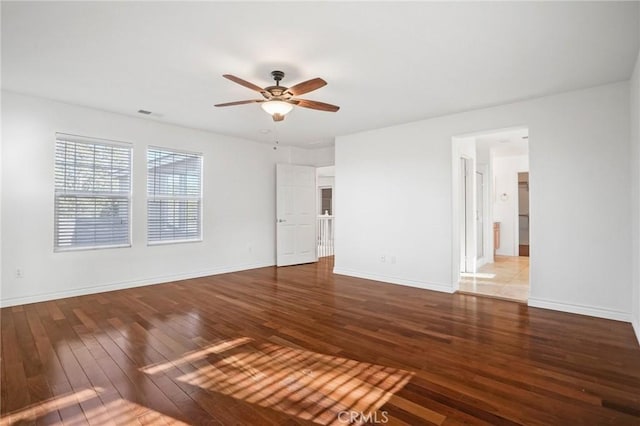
[223, 74, 267, 94]
[294, 99, 340, 112]
[215, 99, 263, 107]
[286, 78, 327, 96]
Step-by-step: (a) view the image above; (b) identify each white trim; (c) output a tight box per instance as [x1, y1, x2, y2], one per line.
[0, 261, 273, 308]
[54, 243, 132, 253]
[148, 144, 203, 157]
[528, 297, 631, 322]
[55, 132, 133, 148]
[633, 316, 640, 346]
[147, 238, 203, 247]
[332, 267, 454, 294]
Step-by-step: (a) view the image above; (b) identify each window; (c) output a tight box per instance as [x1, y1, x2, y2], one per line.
[147, 147, 202, 244]
[54, 133, 132, 251]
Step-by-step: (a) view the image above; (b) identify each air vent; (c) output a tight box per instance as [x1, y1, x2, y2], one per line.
[137, 109, 152, 115]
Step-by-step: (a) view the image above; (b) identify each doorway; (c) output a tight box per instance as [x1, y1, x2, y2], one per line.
[518, 172, 530, 257]
[316, 166, 335, 258]
[320, 187, 333, 216]
[453, 127, 530, 302]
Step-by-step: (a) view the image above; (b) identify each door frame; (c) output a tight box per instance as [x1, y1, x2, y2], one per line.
[476, 164, 491, 268]
[451, 135, 477, 289]
[461, 156, 475, 273]
[451, 125, 531, 294]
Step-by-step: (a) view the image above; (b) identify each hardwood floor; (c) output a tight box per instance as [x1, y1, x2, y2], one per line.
[2, 257, 640, 425]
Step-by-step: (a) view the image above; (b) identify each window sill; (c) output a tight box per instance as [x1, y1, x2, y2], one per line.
[54, 243, 132, 253]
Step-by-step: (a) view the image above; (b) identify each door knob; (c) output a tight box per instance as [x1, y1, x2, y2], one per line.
[278, 219, 286, 223]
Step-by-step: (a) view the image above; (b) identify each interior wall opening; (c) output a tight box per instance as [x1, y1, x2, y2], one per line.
[316, 166, 335, 258]
[452, 127, 530, 302]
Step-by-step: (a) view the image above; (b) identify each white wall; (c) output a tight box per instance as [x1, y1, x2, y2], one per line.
[0, 91, 301, 306]
[0, 7, 3, 299]
[335, 82, 631, 322]
[631, 48, 640, 343]
[290, 145, 334, 167]
[318, 176, 335, 187]
[492, 155, 529, 256]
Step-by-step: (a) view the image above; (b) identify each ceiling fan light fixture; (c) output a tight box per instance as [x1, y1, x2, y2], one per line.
[216, 71, 339, 120]
[261, 100, 293, 117]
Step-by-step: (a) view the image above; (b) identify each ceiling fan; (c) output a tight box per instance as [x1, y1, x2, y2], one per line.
[215, 70, 340, 122]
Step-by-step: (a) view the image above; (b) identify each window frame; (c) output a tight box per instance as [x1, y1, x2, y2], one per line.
[146, 146, 203, 246]
[53, 133, 133, 252]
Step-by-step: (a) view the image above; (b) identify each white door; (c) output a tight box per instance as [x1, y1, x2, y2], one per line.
[276, 164, 317, 266]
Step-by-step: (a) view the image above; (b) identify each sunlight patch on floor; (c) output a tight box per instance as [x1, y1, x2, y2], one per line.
[0, 387, 103, 425]
[141, 336, 253, 374]
[460, 272, 496, 279]
[0, 387, 190, 426]
[143, 338, 413, 426]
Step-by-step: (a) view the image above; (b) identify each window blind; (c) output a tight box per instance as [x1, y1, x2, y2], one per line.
[147, 147, 202, 244]
[54, 134, 132, 250]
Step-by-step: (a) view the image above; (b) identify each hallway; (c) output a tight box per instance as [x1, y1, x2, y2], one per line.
[458, 255, 529, 302]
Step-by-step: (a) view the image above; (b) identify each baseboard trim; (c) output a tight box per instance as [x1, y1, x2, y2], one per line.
[528, 297, 631, 323]
[0, 262, 274, 308]
[633, 316, 640, 346]
[332, 267, 454, 294]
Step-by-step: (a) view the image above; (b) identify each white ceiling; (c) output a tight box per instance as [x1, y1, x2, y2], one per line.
[2, 2, 639, 147]
[476, 128, 529, 160]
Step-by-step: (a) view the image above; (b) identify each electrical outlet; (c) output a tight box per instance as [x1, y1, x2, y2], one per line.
[380, 256, 386, 263]
[16, 269, 23, 279]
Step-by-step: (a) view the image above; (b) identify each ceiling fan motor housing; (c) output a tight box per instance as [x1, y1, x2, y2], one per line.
[271, 70, 285, 82]
[266, 71, 289, 97]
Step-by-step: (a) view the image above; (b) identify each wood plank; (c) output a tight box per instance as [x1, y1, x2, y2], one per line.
[1, 257, 640, 424]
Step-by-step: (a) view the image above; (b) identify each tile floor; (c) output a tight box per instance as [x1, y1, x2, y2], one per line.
[458, 255, 529, 302]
